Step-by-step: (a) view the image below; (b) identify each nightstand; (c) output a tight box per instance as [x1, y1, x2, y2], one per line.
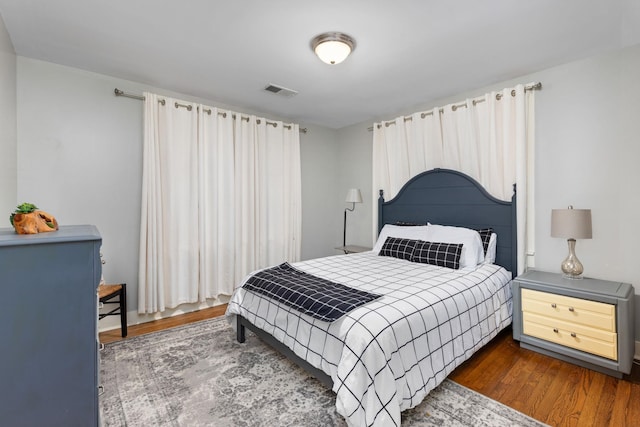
[335, 245, 372, 254]
[512, 270, 635, 378]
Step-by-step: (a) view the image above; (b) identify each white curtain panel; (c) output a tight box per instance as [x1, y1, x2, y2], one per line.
[441, 99, 481, 181]
[139, 94, 200, 313]
[139, 94, 302, 314]
[234, 116, 302, 282]
[372, 109, 443, 241]
[372, 84, 536, 274]
[198, 107, 236, 301]
[234, 115, 261, 280]
[282, 123, 303, 263]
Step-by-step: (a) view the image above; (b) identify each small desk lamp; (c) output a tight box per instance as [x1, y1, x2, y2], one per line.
[343, 188, 362, 246]
[551, 206, 592, 279]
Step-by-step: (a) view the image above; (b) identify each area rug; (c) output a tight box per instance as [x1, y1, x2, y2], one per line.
[100, 316, 547, 427]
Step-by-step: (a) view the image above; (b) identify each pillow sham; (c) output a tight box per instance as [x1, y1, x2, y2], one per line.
[411, 241, 463, 269]
[423, 224, 485, 269]
[378, 237, 418, 261]
[372, 224, 430, 254]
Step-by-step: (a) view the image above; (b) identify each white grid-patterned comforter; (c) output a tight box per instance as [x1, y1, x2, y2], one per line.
[226, 252, 513, 427]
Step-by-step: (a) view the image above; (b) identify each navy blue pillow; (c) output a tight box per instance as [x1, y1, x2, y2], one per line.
[411, 241, 463, 269]
[378, 237, 418, 261]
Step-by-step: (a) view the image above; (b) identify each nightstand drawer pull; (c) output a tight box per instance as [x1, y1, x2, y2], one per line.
[568, 307, 575, 312]
[551, 303, 557, 308]
[553, 328, 559, 333]
[571, 332, 577, 338]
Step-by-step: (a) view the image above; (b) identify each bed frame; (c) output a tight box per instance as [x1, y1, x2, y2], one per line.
[236, 168, 517, 388]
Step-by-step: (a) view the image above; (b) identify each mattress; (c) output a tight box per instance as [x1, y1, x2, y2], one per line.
[226, 251, 513, 427]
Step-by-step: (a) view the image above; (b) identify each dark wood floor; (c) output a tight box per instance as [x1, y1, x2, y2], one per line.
[100, 305, 640, 426]
[98, 304, 228, 344]
[449, 328, 640, 427]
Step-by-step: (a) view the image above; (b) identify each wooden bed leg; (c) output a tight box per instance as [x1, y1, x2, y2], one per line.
[236, 316, 246, 343]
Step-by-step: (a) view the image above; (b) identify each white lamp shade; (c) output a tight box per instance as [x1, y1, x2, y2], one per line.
[314, 40, 351, 64]
[551, 207, 592, 239]
[345, 188, 362, 203]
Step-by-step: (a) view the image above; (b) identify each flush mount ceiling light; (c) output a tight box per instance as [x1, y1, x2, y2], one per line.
[311, 32, 356, 65]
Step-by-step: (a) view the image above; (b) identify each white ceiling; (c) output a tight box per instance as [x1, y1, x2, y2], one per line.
[1, 0, 639, 129]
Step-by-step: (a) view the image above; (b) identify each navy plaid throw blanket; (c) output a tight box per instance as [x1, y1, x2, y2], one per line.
[243, 262, 382, 322]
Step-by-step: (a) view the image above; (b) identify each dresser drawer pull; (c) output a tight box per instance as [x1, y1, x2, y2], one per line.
[571, 332, 577, 338]
[551, 303, 557, 308]
[553, 328, 559, 333]
[568, 307, 575, 312]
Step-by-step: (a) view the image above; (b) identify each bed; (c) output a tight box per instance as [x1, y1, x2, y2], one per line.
[226, 168, 517, 427]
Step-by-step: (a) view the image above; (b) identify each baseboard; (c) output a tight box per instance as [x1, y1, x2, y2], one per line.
[98, 295, 230, 333]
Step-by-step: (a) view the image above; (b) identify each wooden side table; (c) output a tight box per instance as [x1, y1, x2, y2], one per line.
[335, 245, 372, 254]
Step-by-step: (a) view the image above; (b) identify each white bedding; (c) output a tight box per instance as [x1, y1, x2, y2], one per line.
[226, 252, 513, 427]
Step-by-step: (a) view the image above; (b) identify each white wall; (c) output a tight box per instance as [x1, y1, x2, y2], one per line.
[299, 124, 343, 259]
[0, 14, 16, 216]
[334, 122, 374, 248]
[16, 57, 341, 324]
[335, 43, 640, 341]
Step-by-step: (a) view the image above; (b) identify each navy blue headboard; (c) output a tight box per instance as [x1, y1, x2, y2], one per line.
[378, 168, 517, 276]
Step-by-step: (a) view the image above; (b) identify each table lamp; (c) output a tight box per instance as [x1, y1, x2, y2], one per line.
[551, 206, 592, 279]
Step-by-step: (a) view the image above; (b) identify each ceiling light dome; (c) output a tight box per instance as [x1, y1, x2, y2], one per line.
[311, 32, 356, 65]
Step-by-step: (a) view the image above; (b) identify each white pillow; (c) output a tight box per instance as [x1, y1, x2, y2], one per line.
[483, 233, 497, 264]
[372, 224, 430, 254]
[424, 224, 485, 269]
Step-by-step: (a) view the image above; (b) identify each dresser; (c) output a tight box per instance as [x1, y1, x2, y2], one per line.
[0, 225, 102, 426]
[512, 270, 635, 378]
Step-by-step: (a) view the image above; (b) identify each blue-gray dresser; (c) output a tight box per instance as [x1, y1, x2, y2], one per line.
[0, 225, 102, 426]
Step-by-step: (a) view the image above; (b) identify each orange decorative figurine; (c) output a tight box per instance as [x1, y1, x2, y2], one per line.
[9, 203, 59, 234]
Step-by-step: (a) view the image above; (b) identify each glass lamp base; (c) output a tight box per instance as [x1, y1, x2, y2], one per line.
[561, 238, 584, 280]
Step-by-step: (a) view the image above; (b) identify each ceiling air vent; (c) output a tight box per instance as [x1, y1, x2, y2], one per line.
[263, 83, 298, 98]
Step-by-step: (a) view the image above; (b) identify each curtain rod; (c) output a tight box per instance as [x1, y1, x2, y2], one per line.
[368, 82, 542, 131]
[114, 88, 308, 133]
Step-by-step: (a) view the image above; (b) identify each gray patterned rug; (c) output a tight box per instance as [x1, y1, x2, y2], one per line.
[100, 316, 547, 426]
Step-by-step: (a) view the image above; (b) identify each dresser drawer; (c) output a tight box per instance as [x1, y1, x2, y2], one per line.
[521, 288, 615, 332]
[523, 313, 618, 360]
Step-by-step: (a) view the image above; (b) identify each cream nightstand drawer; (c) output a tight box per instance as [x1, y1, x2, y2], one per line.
[522, 312, 617, 360]
[521, 288, 615, 332]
